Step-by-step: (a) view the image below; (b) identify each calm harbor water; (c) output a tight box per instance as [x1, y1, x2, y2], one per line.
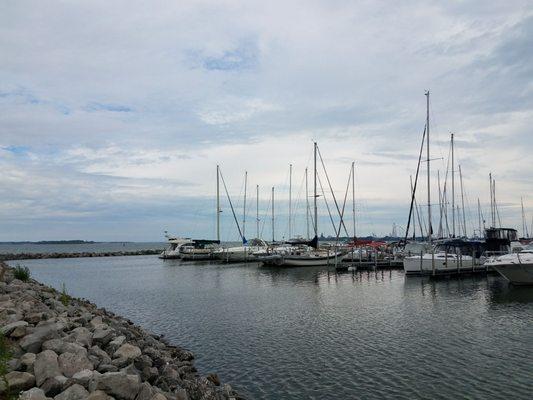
[9, 254, 533, 399]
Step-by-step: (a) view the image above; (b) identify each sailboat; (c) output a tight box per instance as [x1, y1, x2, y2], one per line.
[259, 142, 345, 267]
[213, 171, 268, 262]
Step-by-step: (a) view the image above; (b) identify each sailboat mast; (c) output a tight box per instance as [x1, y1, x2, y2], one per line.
[451, 133, 455, 237]
[425, 91, 432, 243]
[352, 161, 356, 240]
[489, 173, 494, 227]
[314, 142, 318, 238]
[410, 176, 417, 239]
[305, 167, 310, 239]
[459, 165, 466, 237]
[272, 187, 275, 242]
[289, 164, 292, 240]
[521, 197, 527, 238]
[216, 165, 220, 241]
[477, 198, 482, 238]
[256, 185, 259, 239]
[243, 171, 247, 242]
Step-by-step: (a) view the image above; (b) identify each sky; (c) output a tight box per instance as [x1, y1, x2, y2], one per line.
[0, 0, 532, 242]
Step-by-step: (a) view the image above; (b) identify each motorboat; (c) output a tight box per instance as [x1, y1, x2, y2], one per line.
[159, 236, 190, 259]
[485, 245, 533, 285]
[179, 239, 220, 261]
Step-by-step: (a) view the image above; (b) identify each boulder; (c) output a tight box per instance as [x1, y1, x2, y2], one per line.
[4, 371, 36, 392]
[90, 372, 141, 400]
[58, 352, 93, 378]
[107, 336, 126, 352]
[20, 352, 37, 372]
[20, 322, 61, 353]
[90, 345, 112, 365]
[54, 383, 89, 400]
[93, 327, 115, 346]
[70, 369, 94, 387]
[41, 375, 68, 396]
[34, 350, 61, 386]
[87, 390, 115, 400]
[11, 324, 28, 338]
[18, 387, 50, 400]
[1, 320, 29, 336]
[134, 382, 154, 400]
[43, 339, 87, 356]
[114, 344, 141, 361]
[66, 327, 92, 348]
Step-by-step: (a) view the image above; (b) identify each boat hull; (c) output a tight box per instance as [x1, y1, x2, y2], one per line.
[403, 254, 483, 275]
[262, 252, 345, 267]
[492, 264, 533, 285]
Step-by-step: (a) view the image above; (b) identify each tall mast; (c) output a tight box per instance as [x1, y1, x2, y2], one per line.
[437, 170, 443, 239]
[242, 171, 247, 243]
[216, 165, 220, 241]
[305, 167, 310, 239]
[289, 163, 292, 240]
[425, 91, 432, 243]
[451, 133, 455, 237]
[352, 161, 356, 240]
[459, 164, 466, 237]
[410, 176, 417, 239]
[314, 142, 318, 238]
[521, 197, 527, 238]
[477, 198, 482, 238]
[256, 185, 259, 239]
[271, 187, 275, 242]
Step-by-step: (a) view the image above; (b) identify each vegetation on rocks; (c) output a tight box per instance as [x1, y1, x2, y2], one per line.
[13, 265, 30, 282]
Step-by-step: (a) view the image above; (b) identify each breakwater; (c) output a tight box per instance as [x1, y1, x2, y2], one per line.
[0, 262, 240, 400]
[0, 250, 163, 261]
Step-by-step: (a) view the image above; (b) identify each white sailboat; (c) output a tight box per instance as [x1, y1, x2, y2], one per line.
[260, 142, 345, 267]
[486, 244, 533, 285]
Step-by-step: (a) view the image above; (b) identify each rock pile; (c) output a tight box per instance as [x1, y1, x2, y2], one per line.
[0, 263, 241, 400]
[0, 250, 163, 261]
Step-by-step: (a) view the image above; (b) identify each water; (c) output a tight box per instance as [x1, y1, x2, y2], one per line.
[0, 242, 164, 254]
[9, 256, 533, 399]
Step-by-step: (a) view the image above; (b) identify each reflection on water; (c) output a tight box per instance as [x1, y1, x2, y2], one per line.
[10, 256, 533, 400]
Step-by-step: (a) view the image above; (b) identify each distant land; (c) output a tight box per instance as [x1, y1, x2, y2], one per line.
[0, 240, 99, 244]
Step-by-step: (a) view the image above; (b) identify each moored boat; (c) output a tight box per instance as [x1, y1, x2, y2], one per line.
[485, 245, 533, 285]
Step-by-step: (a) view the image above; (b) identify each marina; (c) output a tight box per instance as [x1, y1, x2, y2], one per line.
[9, 253, 533, 400]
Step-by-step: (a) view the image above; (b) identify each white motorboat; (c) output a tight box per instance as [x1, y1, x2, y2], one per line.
[485, 245, 533, 285]
[179, 239, 220, 261]
[159, 236, 190, 259]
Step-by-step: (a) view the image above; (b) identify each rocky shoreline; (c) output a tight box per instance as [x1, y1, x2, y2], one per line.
[0, 250, 163, 261]
[0, 263, 241, 400]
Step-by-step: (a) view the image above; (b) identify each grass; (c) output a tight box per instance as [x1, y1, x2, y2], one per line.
[60, 282, 70, 307]
[13, 265, 30, 282]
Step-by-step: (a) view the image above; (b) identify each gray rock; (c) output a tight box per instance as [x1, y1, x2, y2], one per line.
[98, 364, 118, 373]
[11, 324, 28, 338]
[41, 375, 68, 396]
[87, 390, 115, 400]
[89, 316, 104, 328]
[20, 322, 61, 353]
[1, 320, 29, 335]
[20, 352, 37, 372]
[66, 327, 92, 348]
[34, 350, 61, 386]
[135, 382, 154, 400]
[114, 344, 141, 361]
[18, 387, 50, 400]
[150, 394, 166, 400]
[90, 372, 141, 400]
[70, 369, 94, 387]
[90, 345, 112, 365]
[58, 352, 93, 378]
[93, 327, 114, 346]
[53, 383, 89, 400]
[43, 339, 87, 356]
[5, 371, 36, 392]
[107, 336, 126, 352]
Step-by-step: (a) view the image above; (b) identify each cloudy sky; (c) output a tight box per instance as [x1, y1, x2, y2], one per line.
[0, 0, 532, 242]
